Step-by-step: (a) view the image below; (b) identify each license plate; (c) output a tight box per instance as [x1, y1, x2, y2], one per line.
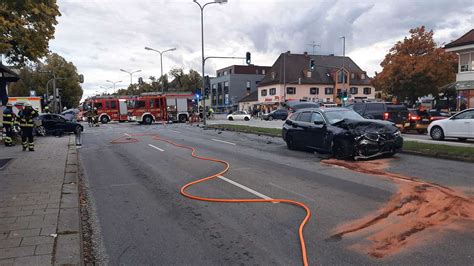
[422, 118, 429, 122]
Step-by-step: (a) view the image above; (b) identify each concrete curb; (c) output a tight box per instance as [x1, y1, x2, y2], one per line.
[53, 135, 82, 265]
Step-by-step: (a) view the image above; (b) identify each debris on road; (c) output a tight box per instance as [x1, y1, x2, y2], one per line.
[323, 159, 474, 258]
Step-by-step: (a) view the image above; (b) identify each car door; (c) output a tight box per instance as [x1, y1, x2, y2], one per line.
[52, 115, 67, 131]
[294, 111, 313, 148]
[306, 112, 327, 150]
[445, 110, 474, 137]
[41, 115, 54, 132]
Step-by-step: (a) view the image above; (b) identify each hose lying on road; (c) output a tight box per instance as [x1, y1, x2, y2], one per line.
[151, 135, 312, 266]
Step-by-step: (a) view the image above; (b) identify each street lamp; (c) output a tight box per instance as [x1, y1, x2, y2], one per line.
[144, 46, 176, 93]
[193, 0, 228, 125]
[120, 69, 142, 85]
[106, 80, 122, 94]
[340, 36, 346, 106]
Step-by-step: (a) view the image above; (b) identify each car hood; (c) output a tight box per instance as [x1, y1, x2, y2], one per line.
[332, 118, 398, 135]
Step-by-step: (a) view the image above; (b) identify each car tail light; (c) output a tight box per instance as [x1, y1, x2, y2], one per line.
[410, 115, 420, 121]
[383, 112, 389, 120]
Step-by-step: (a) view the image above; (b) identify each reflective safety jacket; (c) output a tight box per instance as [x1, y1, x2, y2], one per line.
[18, 108, 38, 127]
[2, 107, 15, 125]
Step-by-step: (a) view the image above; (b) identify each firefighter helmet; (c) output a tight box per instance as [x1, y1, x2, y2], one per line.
[6, 102, 13, 107]
[25, 102, 32, 107]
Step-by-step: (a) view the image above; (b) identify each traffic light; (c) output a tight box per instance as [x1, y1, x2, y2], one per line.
[204, 75, 210, 99]
[204, 87, 210, 98]
[309, 59, 315, 70]
[194, 88, 201, 101]
[246, 52, 251, 65]
[79, 74, 84, 83]
[138, 77, 144, 85]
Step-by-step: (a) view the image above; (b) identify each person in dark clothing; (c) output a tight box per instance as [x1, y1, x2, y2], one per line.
[2, 102, 15, 146]
[18, 103, 38, 151]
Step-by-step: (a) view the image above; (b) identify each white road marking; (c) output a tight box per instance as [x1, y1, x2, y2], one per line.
[110, 183, 138, 187]
[211, 139, 236, 145]
[168, 130, 181, 134]
[218, 175, 274, 201]
[148, 144, 165, 152]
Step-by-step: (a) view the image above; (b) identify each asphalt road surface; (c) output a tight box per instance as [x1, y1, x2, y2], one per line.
[78, 122, 474, 265]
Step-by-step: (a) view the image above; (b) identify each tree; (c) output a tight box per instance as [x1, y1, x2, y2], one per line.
[372, 26, 457, 104]
[0, 1, 61, 66]
[168, 67, 202, 91]
[8, 53, 83, 108]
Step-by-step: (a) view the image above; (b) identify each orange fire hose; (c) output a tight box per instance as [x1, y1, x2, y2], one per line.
[152, 135, 312, 266]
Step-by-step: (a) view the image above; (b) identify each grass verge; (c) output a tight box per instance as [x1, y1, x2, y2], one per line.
[206, 124, 474, 162]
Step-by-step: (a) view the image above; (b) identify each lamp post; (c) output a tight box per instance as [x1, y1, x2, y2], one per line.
[340, 36, 346, 106]
[193, 0, 228, 125]
[106, 80, 122, 94]
[120, 69, 141, 85]
[144, 46, 176, 93]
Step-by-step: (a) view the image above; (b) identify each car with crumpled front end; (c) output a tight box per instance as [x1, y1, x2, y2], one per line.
[282, 107, 403, 160]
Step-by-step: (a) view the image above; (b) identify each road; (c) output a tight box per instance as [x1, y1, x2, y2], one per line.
[78, 122, 474, 265]
[208, 116, 474, 147]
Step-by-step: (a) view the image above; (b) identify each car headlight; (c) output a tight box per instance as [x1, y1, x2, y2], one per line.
[393, 130, 401, 137]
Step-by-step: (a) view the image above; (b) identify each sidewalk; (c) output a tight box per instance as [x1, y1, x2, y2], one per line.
[0, 135, 81, 265]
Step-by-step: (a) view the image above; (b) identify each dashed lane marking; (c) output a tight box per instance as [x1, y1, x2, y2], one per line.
[217, 175, 273, 200]
[148, 144, 165, 152]
[211, 138, 236, 145]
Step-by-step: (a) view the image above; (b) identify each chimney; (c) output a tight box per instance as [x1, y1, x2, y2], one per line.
[303, 51, 308, 56]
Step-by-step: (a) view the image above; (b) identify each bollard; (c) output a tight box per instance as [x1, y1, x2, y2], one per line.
[75, 130, 82, 146]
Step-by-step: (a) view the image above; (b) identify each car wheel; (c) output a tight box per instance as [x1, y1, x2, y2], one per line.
[100, 116, 109, 124]
[36, 126, 46, 136]
[286, 134, 297, 150]
[143, 116, 153, 125]
[178, 114, 187, 123]
[268, 116, 273, 121]
[244, 117, 250, 121]
[333, 139, 352, 160]
[228, 117, 234, 121]
[430, 126, 444, 140]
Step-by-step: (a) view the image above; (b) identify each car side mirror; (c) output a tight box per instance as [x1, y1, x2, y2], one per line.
[286, 120, 293, 125]
[314, 120, 325, 125]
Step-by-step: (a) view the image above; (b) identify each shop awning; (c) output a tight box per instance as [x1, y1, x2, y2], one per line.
[455, 80, 474, 91]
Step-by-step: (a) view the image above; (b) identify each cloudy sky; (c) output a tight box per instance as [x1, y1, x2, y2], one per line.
[48, 0, 474, 98]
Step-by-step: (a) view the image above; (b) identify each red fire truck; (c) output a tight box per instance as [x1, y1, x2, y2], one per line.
[127, 95, 168, 124]
[141, 92, 193, 122]
[83, 96, 130, 123]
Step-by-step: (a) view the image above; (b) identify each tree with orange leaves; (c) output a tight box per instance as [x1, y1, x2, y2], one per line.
[372, 26, 457, 104]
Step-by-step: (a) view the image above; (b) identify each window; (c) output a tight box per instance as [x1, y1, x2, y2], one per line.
[286, 87, 296, 94]
[224, 81, 229, 94]
[269, 88, 276, 95]
[351, 73, 355, 79]
[460, 53, 470, 72]
[262, 69, 266, 75]
[311, 112, 324, 123]
[136, 100, 146, 108]
[455, 110, 474, 119]
[255, 81, 260, 85]
[217, 72, 220, 77]
[229, 69, 232, 74]
[271, 72, 275, 79]
[105, 101, 110, 109]
[350, 87, 358, 94]
[94, 102, 103, 109]
[310, 87, 319, 95]
[337, 89, 342, 94]
[223, 70, 228, 76]
[149, 99, 155, 108]
[338, 71, 348, 83]
[361, 73, 366, 79]
[363, 87, 372, 95]
[366, 103, 383, 111]
[298, 112, 312, 123]
[325, 87, 333, 95]
[110, 101, 117, 109]
[246, 80, 251, 88]
[261, 89, 267, 96]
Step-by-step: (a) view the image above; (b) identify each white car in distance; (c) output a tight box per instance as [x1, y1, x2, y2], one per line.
[227, 111, 251, 121]
[428, 108, 474, 141]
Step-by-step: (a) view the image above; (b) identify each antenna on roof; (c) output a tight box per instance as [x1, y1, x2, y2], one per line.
[305, 41, 320, 55]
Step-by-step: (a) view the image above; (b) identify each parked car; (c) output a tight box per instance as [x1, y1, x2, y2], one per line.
[428, 109, 451, 122]
[262, 109, 288, 121]
[36, 114, 83, 136]
[282, 107, 403, 160]
[405, 109, 430, 133]
[347, 102, 409, 130]
[283, 101, 320, 113]
[428, 108, 474, 141]
[227, 111, 251, 121]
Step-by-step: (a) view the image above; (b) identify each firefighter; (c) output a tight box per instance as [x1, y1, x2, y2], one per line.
[2, 102, 15, 147]
[18, 103, 38, 151]
[92, 107, 99, 127]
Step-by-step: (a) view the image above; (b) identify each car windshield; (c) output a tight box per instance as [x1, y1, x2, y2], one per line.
[324, 110, 364, 124]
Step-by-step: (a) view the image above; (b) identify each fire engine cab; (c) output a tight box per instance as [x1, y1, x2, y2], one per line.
[83, 96, 129, 123]
[127, 95, 167, 125]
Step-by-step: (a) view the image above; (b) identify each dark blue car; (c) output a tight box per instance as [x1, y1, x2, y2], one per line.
[263, 109, 288, 120]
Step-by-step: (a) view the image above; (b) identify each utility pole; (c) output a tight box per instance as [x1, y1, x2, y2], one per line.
[340, 36, 346, 107]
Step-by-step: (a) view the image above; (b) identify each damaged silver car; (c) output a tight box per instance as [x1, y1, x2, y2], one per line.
[282, 107, 403, 160]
